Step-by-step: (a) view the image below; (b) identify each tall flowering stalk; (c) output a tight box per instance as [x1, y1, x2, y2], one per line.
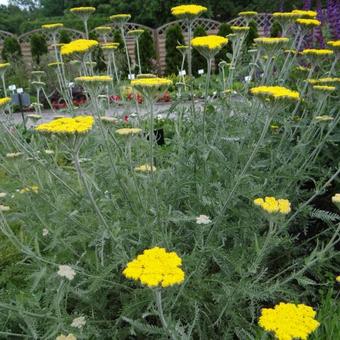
[0, 63, 10, 97]
[127, 29, 144, 74]
[171, 4, 207, 77]
[70, 7, 96, 39]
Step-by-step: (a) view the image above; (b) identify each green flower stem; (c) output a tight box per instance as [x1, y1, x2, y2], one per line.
[154, 289, 178, 340]
[148, 96, 155, 168]
[120, 26, 132, 77]
[83, 18, 89, 39]
[1, 74, 7, 97]
[187, 19, 193, 77]
[73, 137, 110, 230]
[329, 55, 339, 76]
[204, 112, 272, 246]
[203, 57, 212, 143]
[136, 37, 142, 74]
[111, 51, 120, 84]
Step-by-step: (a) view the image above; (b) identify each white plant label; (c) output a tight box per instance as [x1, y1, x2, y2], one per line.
[128, 74, 135, 80]
[179, 70, 186, 76]
[198, 69, 204, 75]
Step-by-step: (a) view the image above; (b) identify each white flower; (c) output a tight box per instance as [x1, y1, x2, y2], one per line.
[196, 214, 212, 224]
[332, 193, 340, 203]
[56, 334, 77, 340]
[71, 316, 86, 329]
[0, 205, 10, 212]
[42, 228, 49, 236]
[0, 192, 7, 198]
[44, 149, 54, 155]
[57, 265, 76, 281]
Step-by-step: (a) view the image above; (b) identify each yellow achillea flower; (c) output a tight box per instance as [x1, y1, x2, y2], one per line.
[101, 43, 119, 50]
[20, 185, 39, 194]
[134, 164, 156, 173]
[123, 247, 185, 287]
[35, 116, 94, 135]
[70, 7, 95, 15]
[171, 4, 207, 18]
[314, 115, 334, 122]
[254, 196, 291, 214]
[6, 152, 23, 158]
[336, 275, 340, 283]
[231, 26, 250, 32]
[301, 48, 334, 56]
[312, 85, 336, 92]
[254, 37, 289, 45]
[109, 14, 131, 23]
[272, 12, 300, 19]
[327, 40, 340, 50]
[296, 18, 321, 27]
[238, 11, 258, 17]
[115, 128, 142, 136]
[56, 334, 77, 340]
[309, 77, 340, 84]
[131, 77, 172, 88]
[61, 39, 98, 56]
[0, 97, 11, 107]
[0, 63, 10, 69]
[292, 9, 317, 18]
[191, 35, 228, 50]
[75, 75, 112, 85]
[259, 302, 320, 340]
[127, 29, 145, 37]
[94, 26, 111, 34]
[284, 49, 297, 55]
[332, 193, 340, 210]
[41, 23, 63, 30]
[48, 61, 63, 68]
[250, 86, 300, 101]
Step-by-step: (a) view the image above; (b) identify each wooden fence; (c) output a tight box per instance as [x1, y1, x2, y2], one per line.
[0, 14, 274, 73]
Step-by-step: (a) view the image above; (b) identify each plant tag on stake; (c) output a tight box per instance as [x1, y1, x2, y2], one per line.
[178, 70, 186, 76]
[128, 74, 135, 80]
[17, 88, 24, 94]
[198, 69, 204, 75]
[244, 75, 251, 83]
[9, 84, 16, 92]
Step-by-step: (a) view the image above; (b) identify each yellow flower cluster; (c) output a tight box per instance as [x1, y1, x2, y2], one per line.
[115, 128, 142, 136]
[296, 18, 321, 27]
[134, 164, 156, 173]
[191, 35, 228, 50]
[332, 193, 340, 209]
[238, 11, 258, 17]
[301, 48, 334, 56]
[254, 37, 289, 45]
[231, 26, 250, 32]
[292, 10, 317, 18]
[127, 29, 145, 37]
[312, 85, 336, 92]
[171, 4, 207, 18]
[20, 185, 39, 194]
[336, 275, 340, 282]
[327, 40, 340, 49]
[0, 63, 10, 69]
[35, 116, 94, 135]
[48, 61, 63, 68]
[259, 302, 320, 340]
[61, 39, 98, 56]
[131, 77, 172, 88]
[75, 75, 112, 84]
[314, 115, 334, 122]
[41, 23, 64, 30]
[0, 97, 11, 108]
[250, 86, 300, 101]
[254, 196, 291, 214]
[308, 77, 340, 85]
[272, 12, 300, 19]
[94, 26, 111, 34]
[110, 14, 131, 23]
[101, 43, 119, 50]
[123, 247, 185, 287]
[70, 7, 95, 14]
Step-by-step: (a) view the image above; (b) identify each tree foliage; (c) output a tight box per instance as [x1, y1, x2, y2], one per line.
[192, 25, 207, 75]
[165, 24, 185, 75]
[30, 33, 48, 65]
[1, 36, 22, 61]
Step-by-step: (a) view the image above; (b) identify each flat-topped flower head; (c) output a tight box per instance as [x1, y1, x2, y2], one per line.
[255, 37, 289, 46]
[0, 205, 10, 212]
[250, 86, 300, 102]
[110, 14, 131, 25]
[0, 62, 10, 70]
[48, 61, 64, 68]
[296, 18, 321, 27]
[115, 128, 142, 136]
[101, 43, 120, 51]
[292, 9, 317, 18]
[238, 11, 257, 17]
[254, 196, 291, 215]
[231, 26, 250, 33]
[99, 116, 117, 124]
[20, 185, 39, 194]
[61, 39, 99, 57]
[57, 264, 76, 281]
[75, 75, 112, 86]
[35, 116, 94, 135]
[41, 23, 63, 31]
[327, 40, 340, 51]
[272, 12, 301, 20]
[6, 152, 23, 158]
[70, 7, 95, 15]
[94, 26, 112, 34]
[123, 247, 185, 287]
[127, 29, 145, 38]
[134, 164, 156, 173]
[176, 45, 189, 51]
[171, 4, 207, 19]
[196, 214, 211, 224]
[56, 334, 77, 340]
[191, 35, 228, 58]
[137, 73, 157, 78]
[27, 114, 42, 120]
[0, 97, 11, 108]
[312, 85, 336, 93]
[259, 302, 320, 340]
[131, 77, 172, 97]
[314, 115, 334, 123]
[31, 81, 46, 88]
